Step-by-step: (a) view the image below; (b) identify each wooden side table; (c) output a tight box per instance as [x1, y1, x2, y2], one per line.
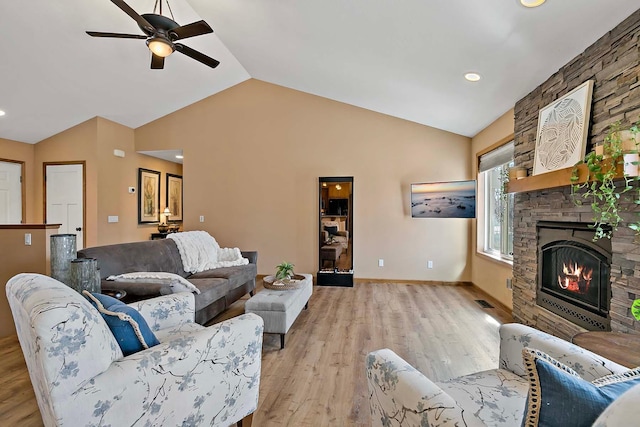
[571, 331, 640, 368]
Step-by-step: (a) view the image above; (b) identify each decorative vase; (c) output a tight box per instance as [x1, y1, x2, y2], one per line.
[50, 234, 77, 286]
[69, 258, 100, 294]
[513, 167, 527, 180]
[624, 153, 639, 177]
[158, 223, 169, 233]
[95, 268, 102, 293]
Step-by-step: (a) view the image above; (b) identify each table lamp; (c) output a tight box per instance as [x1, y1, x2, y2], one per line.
[158, 208, 171, 233]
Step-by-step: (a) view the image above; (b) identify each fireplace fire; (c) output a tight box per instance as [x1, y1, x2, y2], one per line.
[537, 222, 611, 331]
[558, 261, 593, 293]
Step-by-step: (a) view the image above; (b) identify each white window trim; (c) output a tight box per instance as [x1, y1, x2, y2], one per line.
[477, 141, 514, 266]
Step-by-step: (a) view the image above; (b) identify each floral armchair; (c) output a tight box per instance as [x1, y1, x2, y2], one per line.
[6, 273, 264, 427]
[366, 323, 639, 426]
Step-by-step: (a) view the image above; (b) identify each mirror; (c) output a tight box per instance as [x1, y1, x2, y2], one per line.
[318, 177, 353, 287]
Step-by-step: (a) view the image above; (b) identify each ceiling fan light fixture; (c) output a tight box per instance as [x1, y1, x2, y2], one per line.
[520, 0, 546, 7]
[147, 37, 174, 57]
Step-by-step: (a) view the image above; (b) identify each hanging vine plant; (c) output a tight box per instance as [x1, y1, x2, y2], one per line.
[570, 120, 640, 240]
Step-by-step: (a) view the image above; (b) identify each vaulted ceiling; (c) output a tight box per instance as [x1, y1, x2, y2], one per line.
[1, 1, 638, 144]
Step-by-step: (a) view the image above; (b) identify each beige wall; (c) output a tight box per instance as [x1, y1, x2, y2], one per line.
[135, 79, 473, 280]
[96, 118, 182, 245]
[0, 225, 59, 337]
[0, 138, 36, 223]
[470, 109, 515, 308]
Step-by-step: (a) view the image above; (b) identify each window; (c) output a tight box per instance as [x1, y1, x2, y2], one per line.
[479, 141, 514, 261]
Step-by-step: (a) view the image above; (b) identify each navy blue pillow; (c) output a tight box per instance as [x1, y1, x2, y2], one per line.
[83, 291, 160, 356]
[324, 225, 339, 236]
[521, 348, 640, 427]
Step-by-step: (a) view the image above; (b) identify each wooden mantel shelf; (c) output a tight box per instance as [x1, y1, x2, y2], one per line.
[507, 161, 624, 194]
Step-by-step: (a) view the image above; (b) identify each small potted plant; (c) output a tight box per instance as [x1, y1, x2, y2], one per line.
[264, 261, 304, 290]
[275, 261, 296, 282]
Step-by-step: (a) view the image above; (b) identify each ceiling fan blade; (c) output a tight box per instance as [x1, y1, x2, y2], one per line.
[151, 54, 165, 70]
[110, 0, 155, 33]
[86, 31, 146, 39]
[170, 20, 213, 40]
[174, 43, 220, 69]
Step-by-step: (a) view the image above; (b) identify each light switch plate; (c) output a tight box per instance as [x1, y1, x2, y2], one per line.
[108, 216, 119, 223]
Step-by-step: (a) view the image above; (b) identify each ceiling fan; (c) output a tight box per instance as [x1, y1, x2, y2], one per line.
[87, 0, 220, 69]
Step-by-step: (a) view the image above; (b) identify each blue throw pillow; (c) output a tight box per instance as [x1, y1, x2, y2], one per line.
[521, 348, 640, 427]
[83, 291, 160, 356]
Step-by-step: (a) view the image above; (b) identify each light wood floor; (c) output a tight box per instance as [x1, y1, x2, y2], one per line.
[0, 281, 511, 426]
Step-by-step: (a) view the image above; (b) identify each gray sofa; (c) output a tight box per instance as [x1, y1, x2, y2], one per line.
[77, 239, 257, 324]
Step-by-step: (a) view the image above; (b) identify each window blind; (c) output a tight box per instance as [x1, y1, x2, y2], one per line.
[478, 141, 514, 173]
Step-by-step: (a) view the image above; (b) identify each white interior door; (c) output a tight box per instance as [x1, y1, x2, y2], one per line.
[46, 164, 84, 249]
[0, 161, 22, 224]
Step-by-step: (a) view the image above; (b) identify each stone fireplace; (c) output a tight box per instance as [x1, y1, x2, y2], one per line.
[537, 222, 611, 331]
[511, 9, 640, 340]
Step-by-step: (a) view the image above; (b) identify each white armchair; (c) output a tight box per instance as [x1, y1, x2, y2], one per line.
[366, 323, 637, 426]
[6, 273, 263, 427]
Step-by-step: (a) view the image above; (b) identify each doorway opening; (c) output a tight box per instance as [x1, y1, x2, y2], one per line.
[0, 159, 24, 224]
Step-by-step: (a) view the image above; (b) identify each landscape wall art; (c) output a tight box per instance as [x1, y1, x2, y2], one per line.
[411, 180, 476, 218]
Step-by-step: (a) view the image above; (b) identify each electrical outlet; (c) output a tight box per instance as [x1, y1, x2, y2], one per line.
[378, 259, 384, 267]
[108, 216, 118, 223]
[25, 233, 31, 246]
[506, 277, 513, 289]
[427, 260, 433, 269]
[199, 215, 205, 222]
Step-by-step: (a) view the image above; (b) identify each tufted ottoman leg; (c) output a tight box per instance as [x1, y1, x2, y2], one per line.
[245, 274, 313, 350]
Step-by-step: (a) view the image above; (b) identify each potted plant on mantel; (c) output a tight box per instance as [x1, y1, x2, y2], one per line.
[570, 120, 640, 240]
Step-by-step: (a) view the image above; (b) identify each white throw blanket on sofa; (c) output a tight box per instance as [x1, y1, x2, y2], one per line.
[167, 231, 248, 274]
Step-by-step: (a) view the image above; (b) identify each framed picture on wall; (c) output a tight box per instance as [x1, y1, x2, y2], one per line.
[166, 173, 183, 221]
[138, 168, 161, 224]
[410, 180, 476, 218]
[533, 80, 594, 175]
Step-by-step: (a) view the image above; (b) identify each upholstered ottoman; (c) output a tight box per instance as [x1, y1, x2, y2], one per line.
[245, 273, 312, 349]
[320, 243, 343, 269]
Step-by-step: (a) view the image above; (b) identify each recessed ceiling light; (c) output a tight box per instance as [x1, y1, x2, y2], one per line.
[0, 110, 5, 117]
[520, 0, 546, 7]
[464, 72, 481, 82]
[175, 154, 184, 159]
